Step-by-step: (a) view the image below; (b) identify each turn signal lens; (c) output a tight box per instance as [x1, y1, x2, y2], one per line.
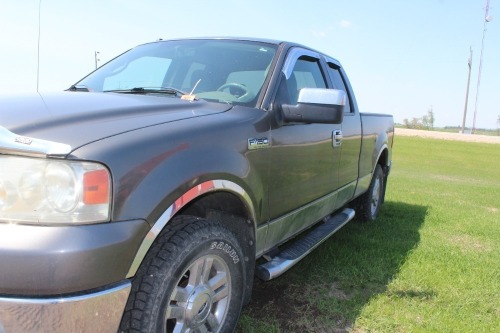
[83, 169, 110, 205]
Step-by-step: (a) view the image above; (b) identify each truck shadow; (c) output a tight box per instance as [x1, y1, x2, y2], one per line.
[237, 201, 427, 333]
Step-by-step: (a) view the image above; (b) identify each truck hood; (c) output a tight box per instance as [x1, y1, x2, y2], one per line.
[0, 91, 231, 152]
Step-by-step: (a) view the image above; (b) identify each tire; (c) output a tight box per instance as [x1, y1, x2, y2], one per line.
[120, 215, 245, 333]
[358, 164, 385, 222]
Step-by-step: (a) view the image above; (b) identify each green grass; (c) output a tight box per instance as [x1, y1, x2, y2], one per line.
[237, 136, 500, 333]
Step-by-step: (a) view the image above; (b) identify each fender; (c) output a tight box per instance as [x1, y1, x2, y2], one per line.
[69, 107, 270, 223]
[354, 140, 391, 198]
[126, 179, 256, 277]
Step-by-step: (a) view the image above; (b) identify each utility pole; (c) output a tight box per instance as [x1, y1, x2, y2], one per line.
[472, 0, 493, 134]
[94, 51, 100, 69]
[461, 47, 473, 134]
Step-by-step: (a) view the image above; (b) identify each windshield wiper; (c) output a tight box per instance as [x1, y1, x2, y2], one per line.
[104, 87, 187, 96]
[67, 84, 90, 92]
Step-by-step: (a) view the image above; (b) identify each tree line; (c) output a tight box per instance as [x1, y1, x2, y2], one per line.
[403, 107, 435, 130]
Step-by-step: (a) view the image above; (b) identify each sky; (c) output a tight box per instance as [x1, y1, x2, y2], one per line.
[0, 0, 498, 129]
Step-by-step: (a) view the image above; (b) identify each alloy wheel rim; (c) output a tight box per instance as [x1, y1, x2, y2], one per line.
[370, 176, 381, 216]
[165, 255, 231, 333]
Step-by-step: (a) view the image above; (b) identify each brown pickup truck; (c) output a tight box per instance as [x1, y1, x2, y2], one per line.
[0, 37, 393, 333]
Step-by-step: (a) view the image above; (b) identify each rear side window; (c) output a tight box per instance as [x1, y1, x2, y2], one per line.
[327, 63, 352, 113]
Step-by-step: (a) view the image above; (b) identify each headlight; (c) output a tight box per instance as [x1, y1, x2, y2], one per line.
[0, 155, 111, 225]
[45, 163, 79, 213]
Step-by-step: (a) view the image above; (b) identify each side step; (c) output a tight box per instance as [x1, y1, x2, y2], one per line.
[255, 208, 355, 281]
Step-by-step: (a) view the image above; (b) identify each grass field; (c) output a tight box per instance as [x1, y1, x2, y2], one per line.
[237, 136, 500, 332]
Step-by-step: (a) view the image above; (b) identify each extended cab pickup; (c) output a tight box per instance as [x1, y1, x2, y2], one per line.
[0, 38, 393, 333]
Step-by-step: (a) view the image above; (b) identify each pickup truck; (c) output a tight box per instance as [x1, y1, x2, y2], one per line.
[0, 38, 393, 333]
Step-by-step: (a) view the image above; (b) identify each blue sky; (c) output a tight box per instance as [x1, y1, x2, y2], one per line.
[1, 0, 498, 129]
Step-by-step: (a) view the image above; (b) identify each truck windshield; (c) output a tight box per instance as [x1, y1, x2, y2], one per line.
[75, 39, 278, 107]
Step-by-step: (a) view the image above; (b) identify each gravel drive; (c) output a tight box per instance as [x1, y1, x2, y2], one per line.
[395, 128, 500, 144]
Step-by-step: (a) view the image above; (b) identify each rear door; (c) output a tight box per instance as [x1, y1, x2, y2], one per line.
[326, 60, 362, 204]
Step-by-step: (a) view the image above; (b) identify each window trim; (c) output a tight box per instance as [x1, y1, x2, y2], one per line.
[326, 60, 354, 114]
[282, 48, 323, 80]
[278, 48, 331, 105]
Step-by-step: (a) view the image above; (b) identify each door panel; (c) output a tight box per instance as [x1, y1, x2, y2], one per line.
[269, 50, 341, 221]
[269, 123, 340, 219]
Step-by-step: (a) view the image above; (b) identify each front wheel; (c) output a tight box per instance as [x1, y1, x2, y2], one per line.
[120, 216, 245, 333]
[358, 164, 385, 222]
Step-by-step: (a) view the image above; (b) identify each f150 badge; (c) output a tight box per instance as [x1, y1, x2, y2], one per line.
[15, 136, 33, 145]
[248, 137, 270, 150]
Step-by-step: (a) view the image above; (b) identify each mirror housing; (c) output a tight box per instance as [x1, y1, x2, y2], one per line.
[281, 88, 345, 124]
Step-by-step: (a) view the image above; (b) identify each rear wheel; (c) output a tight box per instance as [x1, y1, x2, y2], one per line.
[358, 164, 385, 222]
[120, 215, 245, 333]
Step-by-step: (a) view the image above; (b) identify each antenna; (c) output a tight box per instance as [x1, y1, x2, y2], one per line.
[180, 79, 201, 101]
[189, 79, 201, 95]
[36, 0, 42, 92]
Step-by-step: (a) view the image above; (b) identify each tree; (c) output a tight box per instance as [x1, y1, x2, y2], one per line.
[427, 107, 435, 130]
[422, 115, 430, 129]
[497, 115, 500, 135]
[421, 106, 435, 130]
[403, 118, 411, 128]
[411, 117, 423, 129]
[403, 109, 435, 130]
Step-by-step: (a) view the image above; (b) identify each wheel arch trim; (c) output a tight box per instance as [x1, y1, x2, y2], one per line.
[375, 143, 389, 170]
[126, 179, 256, 278]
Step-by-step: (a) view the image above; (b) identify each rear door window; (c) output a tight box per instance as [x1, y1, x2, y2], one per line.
[327, 63, 352, 113]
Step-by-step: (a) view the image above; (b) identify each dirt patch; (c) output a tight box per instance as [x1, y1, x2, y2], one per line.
[241, 279, 352, 333]
[395, 128, 500, 144]
[447, 234, 493, 253]
[486, 207, 499, 214]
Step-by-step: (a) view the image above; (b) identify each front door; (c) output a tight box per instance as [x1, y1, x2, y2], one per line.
[266, 48, 342, 245]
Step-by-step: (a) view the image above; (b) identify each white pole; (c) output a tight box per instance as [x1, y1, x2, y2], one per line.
[471, 0, 492, 134]
[461, 47, 473, 134]
[95, 51, 100, 69]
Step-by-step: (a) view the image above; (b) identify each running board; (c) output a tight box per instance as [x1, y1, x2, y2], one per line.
[256, 208, 355, 281]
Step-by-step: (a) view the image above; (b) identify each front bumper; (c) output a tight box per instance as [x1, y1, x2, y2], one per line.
[0, 220, 149, 295]
[0, 281, 130, 333]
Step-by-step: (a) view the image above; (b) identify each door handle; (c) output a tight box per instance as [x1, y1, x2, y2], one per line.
[333, 130, 343, 147]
